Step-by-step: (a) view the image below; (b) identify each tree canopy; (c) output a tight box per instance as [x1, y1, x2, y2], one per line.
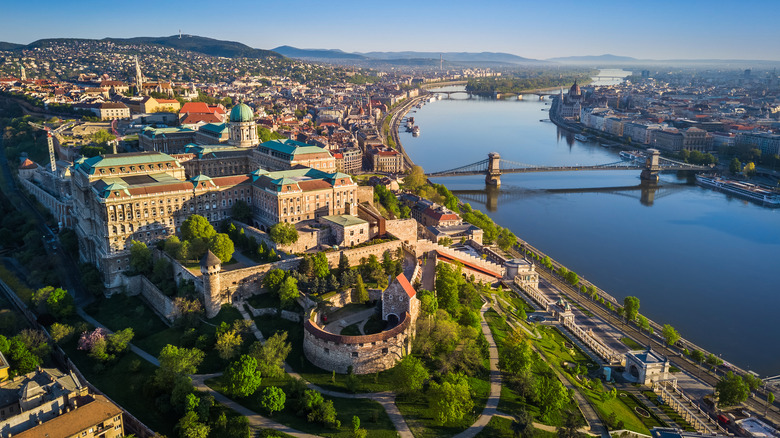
[716, 371, 750, 406]
[661, 324, 680, 346]
[270, 222, 298, 244]
[225, 355, 263, 397]
[623, 296, 640, 322]
[208, 233, 234, 263]
[181, 215, 216, 241]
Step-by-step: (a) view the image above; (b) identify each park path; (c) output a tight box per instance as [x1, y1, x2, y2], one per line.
[76, 307, 160, 366]
[322, 307, 375, 334]
[191, 373, 322, 438]
[452, 301, 503, 438]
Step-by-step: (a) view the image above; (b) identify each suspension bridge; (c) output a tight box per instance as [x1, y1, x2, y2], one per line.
[425, 149, 711, 186]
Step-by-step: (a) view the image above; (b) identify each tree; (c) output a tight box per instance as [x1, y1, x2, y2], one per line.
[270, 222, 298, 245]
[511, 409, 535, 438]
[50, 323, 75, 343]
[354, 275, 369, 304]
[427, 373, 474, 426]
[231, 200, 252, 223]
[404, 165, 426, 192]
[392, 355, 429, 394]
[156, 345, 205, 389]
[637, 315, 650, 333]
[564, 270, 579, 286]
[661, 324, 680, 347]
[129, 240, 152, 273]
[107, 328, 134, 355]
[768, 392, 775, 416]
[91, 129, 116, 146]
[263, 269, 286, 293]
[215, 329, 243, 360]
[32, 286, 74, 319]
[338, 252, 350, 272]
[417, 289, 438, 316]
[278, 276, 299, 308]
[176, 411, 210, 438]
[496, 227, 517, 252]
[743, 162, 757, 178]
[173, 297, 203, 328]
[208, 233, 234, 263]
[500, 331, 534, 376]
[691, 349, 705, 365]
[557, 409, 586, 438]
[716, 371, 750, 406]
[623, 296, 640, 322]
[313, 252, 329, 278]
[165, 236, 183, 258]
[705, 353, 723, 370]
[250, 331, 291, 379]
[181, 215, 216, 242]
[261, 386, 286, 415]
[729, 157, 742, 174]
[225, 355, 262, 397]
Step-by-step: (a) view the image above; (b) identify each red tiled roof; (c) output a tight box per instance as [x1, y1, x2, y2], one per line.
[297, 180, 332, 191]
[19, 158, 38, 169]
[181, 113, 222, 124]
[211, 175, 251, 186]
[395, 272, 416, 298]
[180, 102, 210, 114]
[126, 182, 193, 196]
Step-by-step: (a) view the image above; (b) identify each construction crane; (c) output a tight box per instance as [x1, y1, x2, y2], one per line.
[27, 121, 74, 173]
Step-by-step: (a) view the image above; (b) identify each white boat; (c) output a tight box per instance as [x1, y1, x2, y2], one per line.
[619, 150, 645, 162]
[412, 126, 420, 137]
[696, 174, 780, 206]
[574, 134, 589, 142]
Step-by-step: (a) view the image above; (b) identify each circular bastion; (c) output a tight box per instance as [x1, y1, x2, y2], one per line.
[303, 310, 411, 374]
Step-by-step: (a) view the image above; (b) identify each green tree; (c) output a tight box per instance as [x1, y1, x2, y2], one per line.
[225, 355, 262, 397]
[33, 286, 74, 319]
[623, 296, 640, 322]
[392, 355, 429, 394]
[263, 269, 286, 293]
[637, 315, 650, 333]
[208, 233, 235, 263]
[564, 270, 579, 286]
[500, 331, 534, 376]
[250, 331, 292, 379]
[511, 409, 536, 438]
[231, 200, 252, 223]
[181, 215, 216, 241]
[176, 411, 210, 438]
[107, 328, 134, 354]
[278, 276, 299, 308]
[269, 222, 298, 244]
[129, 240, 152, 274]
[661, 324, 680, 347]
[496, 227, 517, 252]
[215, 329, 243, 360]
[705, 353, 723, 370]
[691, 349, 705, 365]
[417, 289, 438, 316]
[538, 373, 570, 420]
[768, 393, 775, 416]
[164, 236, 183, 259]
[313, 252, 329, 278]
[156, 344, 205, 389]
[338, 252, 350, 272]
[404, 165, 426, 192]
[427, 373, 474, 426]
[716, 371, 750, 406]
[557, 409, 586, 438]
[49, 323, 75, 343]
[354, 275, 369, 304]
[743, 162, 757, 178]
[729, 157, 742, 174]
[91, 129, 116, 146]
[261, 386, 286, 415]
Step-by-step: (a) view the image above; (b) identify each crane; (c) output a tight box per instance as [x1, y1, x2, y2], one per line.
[27, 121, 75, 173]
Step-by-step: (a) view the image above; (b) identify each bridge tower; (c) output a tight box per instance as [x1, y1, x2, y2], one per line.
[640, 148, 661, 182]
[486, 152, 501, 186]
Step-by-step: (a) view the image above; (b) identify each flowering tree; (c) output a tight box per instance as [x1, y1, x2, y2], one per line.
[77, 327, 109, 351]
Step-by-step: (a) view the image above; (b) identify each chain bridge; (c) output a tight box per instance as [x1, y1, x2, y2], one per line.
[425, 149, 710, 186]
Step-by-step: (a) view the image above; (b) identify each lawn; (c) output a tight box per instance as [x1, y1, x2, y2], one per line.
[474, 416, 558, 438]
[84, 293, 170, 339]
[621, 337, 643, 350]
[207, 374, 397, 438]
[396, 376, 491, 438]
[340, 323, 361, 336]
[616, 391, 666, 430]
[60, 340, 176, 436]
[641, 390, 697, 432]
[248, 291, 279, 309]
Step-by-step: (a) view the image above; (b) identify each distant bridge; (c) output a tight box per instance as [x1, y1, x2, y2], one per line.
[425, 149, 710, 186]
[433, 89, 559, 100]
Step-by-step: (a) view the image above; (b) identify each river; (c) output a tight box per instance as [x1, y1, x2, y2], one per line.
[400, 73, 780, 377]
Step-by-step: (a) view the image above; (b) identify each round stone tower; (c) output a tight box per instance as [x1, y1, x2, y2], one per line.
[200, 250, 223, 318]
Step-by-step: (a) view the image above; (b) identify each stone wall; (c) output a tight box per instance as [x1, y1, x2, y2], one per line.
[281, 310, 301, 322]
[158, 251, 202, 293]
[384, 218, 418, 243]
[124, 274, 176, 324]
[19, 178, 73, 228]
[303, 311, 410, 374]
[220, 258, 302, 299]
[322, 288, 383, 307]
[323, 240, 403, 268]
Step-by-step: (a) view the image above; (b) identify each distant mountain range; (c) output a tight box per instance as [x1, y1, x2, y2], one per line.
[546, 54, 637, 62]
[0, 35, 282, 59]
[272, 46, 548, 65]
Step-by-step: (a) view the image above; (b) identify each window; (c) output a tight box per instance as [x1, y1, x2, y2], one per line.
[351, 352, 358, 357]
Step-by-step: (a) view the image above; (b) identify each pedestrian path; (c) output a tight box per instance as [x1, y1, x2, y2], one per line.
[619, 385, 680, 429]
[76, 307, 160, 366]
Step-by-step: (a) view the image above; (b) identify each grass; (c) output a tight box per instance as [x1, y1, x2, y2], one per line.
[85, 293, 169, 338]
[641, 390, 698, 432]
[248, 291, 279, 309]
[208, 375, 397, 438]
[60, 340, 176, 436]
[616, 391, 666, 429]
[363, 314, 386, 335]
[340, 323, 361, 336]
[474, 416, 558, 438]
[396, 376, 491, 438]
[621, 337, 644, 350]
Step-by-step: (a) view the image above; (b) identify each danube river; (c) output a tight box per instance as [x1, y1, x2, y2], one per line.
[400, 77, 780, 377]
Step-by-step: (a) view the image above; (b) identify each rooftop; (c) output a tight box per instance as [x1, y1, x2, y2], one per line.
[321, 215, 367, 227]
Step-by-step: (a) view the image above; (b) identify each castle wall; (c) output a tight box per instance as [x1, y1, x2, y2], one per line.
[303, 311, 411, 374]
[384, 219, 418, 243]
[123, 274, 176, 324]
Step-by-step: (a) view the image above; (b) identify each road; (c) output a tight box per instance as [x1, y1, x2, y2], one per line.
[513, 245, 780, 425]
[0, 131, 92, 306]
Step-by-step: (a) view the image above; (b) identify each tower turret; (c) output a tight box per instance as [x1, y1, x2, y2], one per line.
[200, 250, 223, 318]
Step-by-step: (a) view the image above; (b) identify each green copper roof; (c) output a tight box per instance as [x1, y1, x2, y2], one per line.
[80, 152, 179, 175]
[321, 215, 367, 227]
[199, 123, 226, 133]
[259, 139, 332, 157]
[230, 103, 254, 123]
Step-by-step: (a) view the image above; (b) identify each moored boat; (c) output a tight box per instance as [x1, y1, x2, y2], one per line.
[696, 174, 780, 206]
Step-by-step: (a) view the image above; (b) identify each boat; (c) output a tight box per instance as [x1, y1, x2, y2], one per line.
[695, 174, 780, 206]
[412, 126, 420, 137]
[574, 134, 589, 142]
[619, 150, 645, 162]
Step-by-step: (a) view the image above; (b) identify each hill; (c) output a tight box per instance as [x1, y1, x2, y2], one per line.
[0, 41, 25, 51]
[272, 46, 367, 60]
[360, 50, 543, 64]
[3, 36, 282, 59]
[547, 54, 638, 63]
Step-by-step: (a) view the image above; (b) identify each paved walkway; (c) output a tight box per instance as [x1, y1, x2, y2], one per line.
[619, 385, 680, 428]
[76, 307, 160, 366]
[452, 301, 502, 438]
[191, 373, 322, 438]
[323, 307, 375, 334]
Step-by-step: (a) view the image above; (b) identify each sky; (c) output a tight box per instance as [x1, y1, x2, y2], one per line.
[2, 0, 779, 60]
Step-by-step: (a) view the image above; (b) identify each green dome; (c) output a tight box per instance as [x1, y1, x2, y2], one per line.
[229, 103, 254, 122]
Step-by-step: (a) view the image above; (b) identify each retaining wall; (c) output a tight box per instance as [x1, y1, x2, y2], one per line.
[123, 274, 176, 324]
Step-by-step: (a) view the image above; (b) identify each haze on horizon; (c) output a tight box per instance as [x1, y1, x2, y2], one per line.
[2, 0, 778, 61]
